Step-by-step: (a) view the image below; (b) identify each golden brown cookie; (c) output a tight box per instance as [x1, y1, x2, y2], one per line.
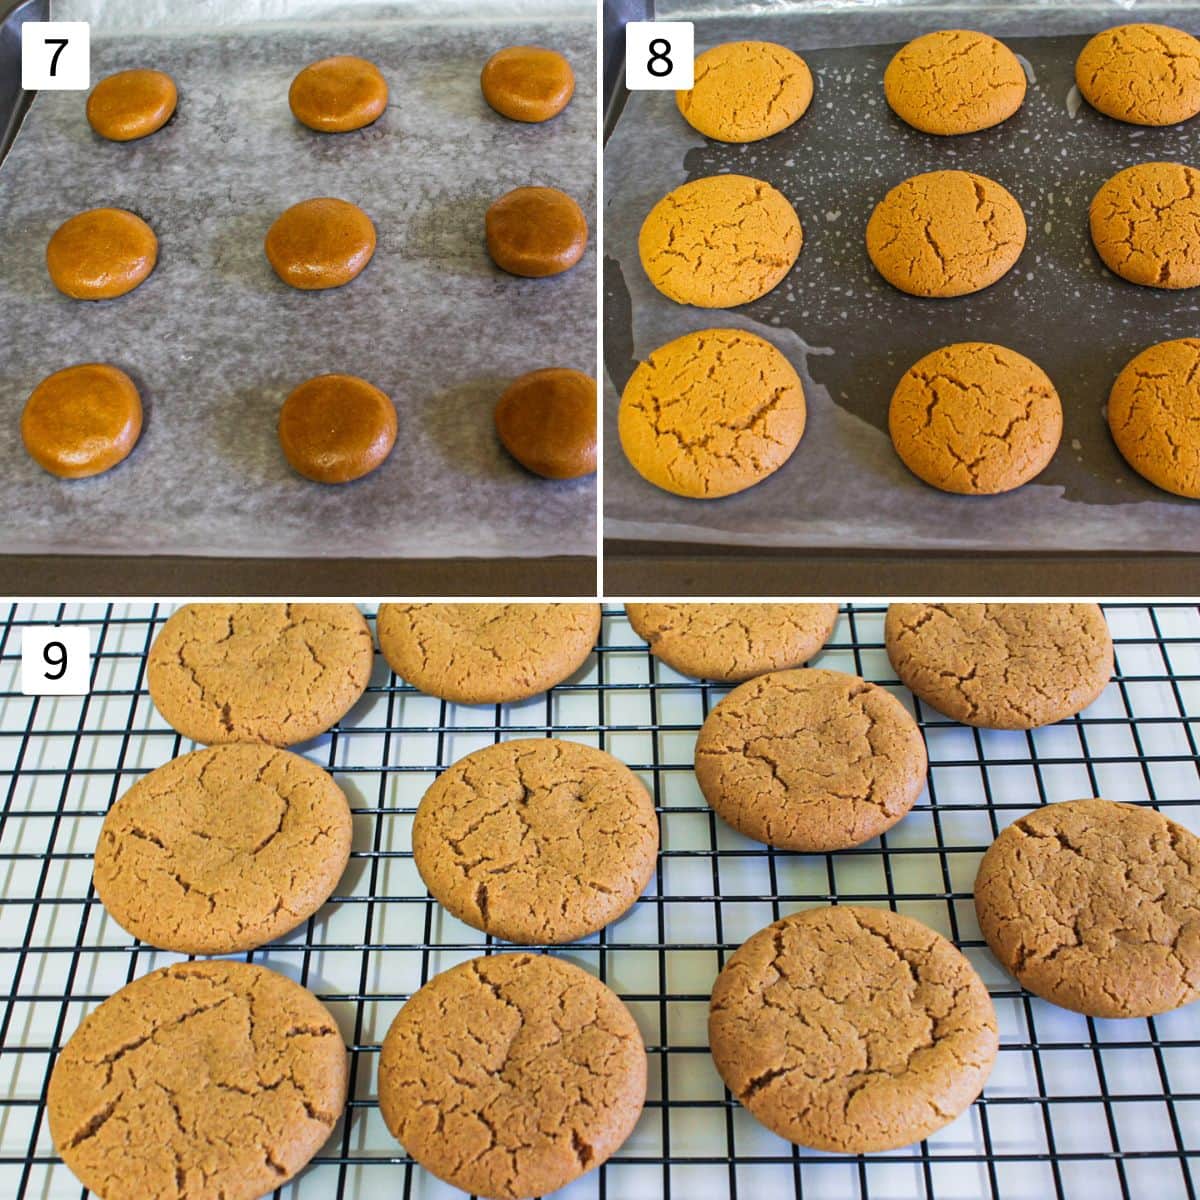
[46, 207, 157, 300]
[20, 363, 142, 479]
[288, 55, 388, 132]
[866, 170, 1025, 297]
[1076, 24, 1200, 126]
[676, 41, 813, 142]
[975, 799, 1200, 1018]
[485, 186, 588, 277]
[889, 342, 1062, 494]
[48, 960, 347, 1199]
[639, 173, 802, 307]
[618, 327, 806, 499]
[86, 68, 177, 141]
[146, 603, 374, 746]
[278, 373, 397, 484]
[494, 367, 596, 479]
[379, 953, 645, 1200]
[710, 906, 997, 1152]
[480, 46, 574, 123]
[264, 197, 376, 290]
[885, 603, 1113, 729]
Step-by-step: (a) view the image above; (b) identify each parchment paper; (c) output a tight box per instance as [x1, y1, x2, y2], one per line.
[0, 0, 595, 558]
[604, 0, 1200, 552]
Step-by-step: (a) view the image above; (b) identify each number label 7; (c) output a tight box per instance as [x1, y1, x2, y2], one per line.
[20, 21, 90, 91]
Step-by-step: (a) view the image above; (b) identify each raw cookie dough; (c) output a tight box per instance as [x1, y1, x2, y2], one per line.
[480, 46, 574, 122]
[888, 342, 1062, 494]
[93, 743, 352, 954]
[709, 906, 997, 1152]
[485, 186, 587, 277]
[46, 207, 157, 300]
[676, 41, 813, 142]
[278, 373, 397, 484]
[86, 68, 177, 141]
[975, 799, 1200, 1017]
[413, 738, 658, 944]
[376, 603, 600, 704]
[884, 30, 1026, 135]
[1076, 24, 1200, 126]
[694, 667, 927, 852]
[48, 960, 347, 1200]
[20, 363, 142, 479]
[146, 603, 374, 746]
[494, 367, 596, 479]
[625, 603, 839, 681]
[1089, 162, 1200, 289]
[885, 603, 1113, 729]
[639, 173, 802, 307]
[866, 170, 1025, 297]
[618, 327, 806, 499]
[379, 953, 645, 1200]
[289, 55, 388, 132]
[264, 197, 376, 290]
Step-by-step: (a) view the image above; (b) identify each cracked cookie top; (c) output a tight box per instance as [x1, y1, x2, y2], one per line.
[379, 953, 646, 1200]
[1076, 23, 1200, 126]
[885, 603, 1113, 729]
[93, 744, 351, 955]
[694, 668, 927, 852]
[975, 799, 1200, 1018]
[48, 960, 347, 1200]
[709, 905, 997, 1153]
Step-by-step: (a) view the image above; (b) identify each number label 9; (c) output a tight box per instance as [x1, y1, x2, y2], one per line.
[21, 21, 91, 91]
[626, 22, 694, 91]
[20, 625, 92, 696]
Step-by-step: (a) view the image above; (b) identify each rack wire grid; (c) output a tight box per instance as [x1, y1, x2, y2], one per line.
[0, 602, 1198, 1200]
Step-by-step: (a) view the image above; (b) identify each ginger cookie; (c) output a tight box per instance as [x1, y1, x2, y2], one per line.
[93, 743, 352, 954]
[710, 906, 997, 1152]
[289, 55, 388, 132]
[48, 960, 347, 1199]
[626, 603, 838, 682]
[376, 603, 600, 705]
[146, 603, 373, 746]
[866, 170, 1025, 297]
[1076, 24, 1200, 126]
[86, 68, 177, 141]
[639, 174, 802, 307]
[618, 327, 806, 499]
[889, 342, 1062, 494]
[885, 603, 1113, 729]
[413, 738, 658, 944]
[485, 186, 588, 277]
[884, 30, 1026, 135]
[1090, 162, 1200, 289]
[676, 41, 813, 143]
[264, 197, 376, 290]
[494, 367, 596, 479]
[278, 373, 397, 484]
[481, 46, 574, 123]
[975, 799, 1200, 1018]
[46, 207, 157, 300]
[379, 953, 645, 1200]
[695, 668, 927, 852]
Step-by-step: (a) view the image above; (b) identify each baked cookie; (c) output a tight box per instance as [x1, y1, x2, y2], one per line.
[481, 46, 575, 122]
[710, 906, 997, 1152]
[278, 373, 397, 484]
[289, 55, 388, 132]
[264, 197, 376, 290]
[888, 342, 1062, 494]
[1076, 24, 1200, 126]
[495, 367, 596, 479]
[639, 174, 802, 307]
[485, 186, 587, 277]
[1090, 162, 1200, 289]
[146, 603, 374, 746]
[975, 799, 1200, 1017]
[376, 603, 600, 704]
[93, 743, 352, 954]
[46, 207, 157, 300]
[48, 960, 347, 1199]
[884, 30, 1026, 135]
[694, 668, 927, 852]
[618, 327, 806, 498]
[86, 68, 177, 141]
[413, 738, 657, 944]
[676, 41, 813, 142]
[379, 953, 645, 1199]
[20, 363, 142, 479]
[625, 603, 838, 681]
[1107, 338, 1200, 497]
[885, 603, 1113, 729]
[866, 170, 1025, 297]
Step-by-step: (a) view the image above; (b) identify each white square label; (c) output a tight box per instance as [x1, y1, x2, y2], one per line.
[21, 21, 90, 91]
[626, 21, 694, 91]
[21, 626, 92, 696]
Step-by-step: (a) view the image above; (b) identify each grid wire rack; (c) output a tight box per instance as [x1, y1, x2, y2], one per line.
[1, 602, 1199, 1200]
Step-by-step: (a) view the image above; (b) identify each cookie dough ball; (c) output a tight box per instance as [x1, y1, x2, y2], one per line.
[866, 170, 1025, 297]
[289, 55, 388, 132]
[889, 342, 1062, 494]
[279, 373, 397, 484]
[46, 207, 157, 300]
[20, 363, 142, 479]
[639, 173, 802, 307]
[494, 367, 596, 478]
[676, 41, 813, 142]
[1090, 162, 1200, 289]
[485, 185, 587, 277]
[710, 906, 997, 1152]
[975, 799, 1200, 1018]
[884, 30, 1026, 135]
[481, 45, 574, 122]
[1077, 24, 1200, 126]
[86, 68, 177, 141]
[265, 197, 376, 290]
[619, 327, 805, 499]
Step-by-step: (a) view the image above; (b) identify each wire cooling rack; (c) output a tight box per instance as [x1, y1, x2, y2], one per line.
[0, 602, 1198, 1200]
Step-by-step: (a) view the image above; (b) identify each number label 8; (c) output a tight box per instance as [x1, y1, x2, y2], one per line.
[626, 22, 694, 91]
